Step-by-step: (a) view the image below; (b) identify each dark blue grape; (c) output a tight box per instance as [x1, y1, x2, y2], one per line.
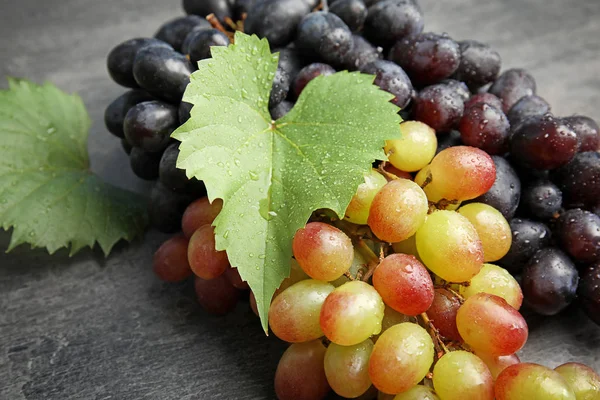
[155, 15, 211, 52]
[507, 95, 550, 129]
[296, 11, 354, 65]
[551, 152, 600, 210]
[124, 101, 178, 153]
[149, 182, 194, 233]
[107, 38, 171, 88]
[452, 40, 501, 90]
[472, 156, 521, 220]
[329, 0, 368, 32]
[413, 82, 464, 131]
[270, 67, 291, 108]
[275, 47, 307, 82]
[340, 34, 382, 71]
[133, 46, 194, 103]
[185, 29, 230, 63]
[245, 0, 311, 48]
[556, 209, 600, 264]
[130, 147, 162, 180]
[159, 143, 189, 191]
[522, 247, 579, 316]
[293, 63, 336, 98]
[489, 68, 536, 113]
[104, 90, 154, 138]
[183, 0, 232, 21]
[579, 263, 600, 326]
[270, 100, 294, 120]
[562, 115, 600, 152]
[361, 60, 414, 109]
[522, 180, 562, 220]
[363, 0, 424, 48]
[498, 218, 551, 273]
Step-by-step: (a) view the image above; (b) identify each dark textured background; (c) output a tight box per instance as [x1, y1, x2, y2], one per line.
[1, 0, 599, 399]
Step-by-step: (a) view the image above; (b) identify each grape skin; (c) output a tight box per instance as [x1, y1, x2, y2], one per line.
[471, 155, 521, 220]
[495, 363, 576, 400]
[361, 60, 415, 109]
[459, 102, 510, 155]
[155, 15, 211, 52]
[577, 263, 600, 326]
[340, 34, 382, 71]
[432, 351, 494, 400]
[107, 38, 172, 88]
[245, 0, 311, 48]
[296, 11, 354, 65]
[185, 29, 230, 64]
[475, 352, 520, 380]
[461, 263, 523, 310]
[413, 83, 465, 132]
[124, 101, 178, 153]
[293, 63, 336, 98]
[464, 93, 504, 111]
[551, 151, 600, 210]
[377, 305, 410, 340]
[393, 385, 440, 400]
[385, 121, 437, 172]
[498, 218, 551, 274]
[181, 197, 223, 238]
[426, 288, 462, 342]
[506, 95, 550, 128]
[159, 143, 189, 191]
[324, 339, 373, 398]
[363, 0, 424, 48]
[129, 147, 162, 181]
[521, 179, 562, 220]
[182, 0, 232, 21]
[194, 274, 240, 315]
[149, 182, 193, 233]
[555, 362, 600, 400]
[556, 209, 600, 263]
[563, 115, 600, 152]
[489, 68, 537, 113]
[223, 266, 249, 290]
[457, 203, 512, 262]
[452, 40, 501, 90]
[188, 224, 230, 280]
[329, 0, 368, 32]
[345, 169, 388, 225]
[104, 90, 154, 139]
[153, 235, 193, 282]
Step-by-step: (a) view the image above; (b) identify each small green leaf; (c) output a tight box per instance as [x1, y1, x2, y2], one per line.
[0, 78, 148, 256]
[174, 32, 401, 331]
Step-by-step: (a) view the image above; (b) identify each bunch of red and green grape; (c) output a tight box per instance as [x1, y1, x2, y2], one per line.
[104, 0, 600, 398]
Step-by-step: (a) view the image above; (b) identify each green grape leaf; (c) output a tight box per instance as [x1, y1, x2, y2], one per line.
[174, 32, 401, 331]
[0, 78, 148, 256]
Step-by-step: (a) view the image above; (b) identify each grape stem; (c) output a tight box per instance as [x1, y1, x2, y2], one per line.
[420, 312, 450, 356]
[206, 14, 235, 42]
[354, 239, 380, 281]
[377, 162, 400, 181]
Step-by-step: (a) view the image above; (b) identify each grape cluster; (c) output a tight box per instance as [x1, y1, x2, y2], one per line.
[104, 0, 600, 399]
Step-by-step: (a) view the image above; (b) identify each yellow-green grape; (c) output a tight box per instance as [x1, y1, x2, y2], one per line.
[345, 169, 388, 225]
[368, 179, 429, 243]
[380, 305, 410, 334]
[269, 279, 334, 343]
[368, 323, 434, 394]
[394, 385, 440, 400]
[385, 121, 438, 172]
[555, 363, 600, 400]
[331, 247, 368, 287]
[324, 339, 374, 398]
[458, 203, 512, 262]
[432, 351, 494, 400]
[414, 165, 460, 210]
[416, 210, 484, 282]
[275, 259, 310, 297]
[475, 351, 521, 380]
[461, 263, 523, 309]
[392, 235, 422, 262]
[496, 363, 576, 400]
[320, 281, 385, 346]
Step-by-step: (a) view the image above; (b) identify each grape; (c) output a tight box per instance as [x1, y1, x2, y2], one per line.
[551, 152, 600, 210]
[498, 218, 551, 274]
[181, 197, 223, 238]
[178, 101, 193, 125]
[429, 146, 496, 201]
[555, 363, 600, 400]
[521, 247, 579, 316]
[184, 29, 230, 63]
[249, 291, 259, 316]
[245, 0, 311, 48]
[556, 209, 600, 263]
[464, 93, 504, 111]
[510, 115, 578, 170]
[232, 0, 256, 20]
[385, 121, 437, 172]
[296, 11, 354, 65]
[133, 46, 194, 103]
[324, 339, 374, 398]
[368, 323, 434, 394]
[489, 68, 537, 113]
[345, 169, 388, 225]
[293, 63, 336, 98]
[121, 139, 133, 155]
[416, 210, 484, 282]
[471, 156, 521, 220]
[426, 288, 462, 342]
[475, 352, 520, 380]
[275, 47, 306, 82]
[377, 305, 410, 339]
[158, 143, 189, 191]
[393, 385, 440, 400]
[194, 274, 240, 315]
[223, 266, 249, 290]
[495, 363, 576, 400]
[269, 279, 334, 343]
[292, 222, 353, 281]
[341, 34, 382, 71]
[413, 83, 465, 132]
[153, 235, 192, 282]
[373, 253, 434, 316]
[274, 341, 330, 400]
[432, 351, 494, 400]
[183, 0, 232, 21]
[155, 15, 211, 52]
[383, 164, 413, 181]
[389, 33, 461, 86]
[368, 179, 429, 243]
[459, 102, 510, 155]
[452, 40, 501, 90]
[579, 263, 600, 325]
[320, 281, 385, 346]
[107, 38, 171, 88]
[457, 203, 512, 262]
[270, 100, 293, 120]
[188, 224, 230, 279]
[363, 0, 424, 48]
[274, 258, 311, 296]
[149, 182, 193, 232]
[441, 79, 471, 102]
[129, 147, 162, 180]
[104, 90, 154, 139]
[506, 95, 550, 128]
[123, 101, 178, 153]
[521, 179, 562, 220]
[436, 130, 463, 154]
[361, 60, 414, 109]
[329, 0, 368, 32]
[461, 263, 523, 309]
[267, 67, 290, 109]
[391, 235, 420, 261]
[563, 115, 600, 152]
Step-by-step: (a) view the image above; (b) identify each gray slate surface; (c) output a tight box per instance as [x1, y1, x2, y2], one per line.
[1, 0, 599, 399]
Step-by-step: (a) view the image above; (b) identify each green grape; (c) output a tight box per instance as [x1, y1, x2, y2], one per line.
[458, 203, 512, 262]
[461, 263, 523, 309]
[416, 210, 484, 282]
[331, 248, 368, 287]
[368, 179, 429, 243]
[293, 222, 353, 281]
[432, 351, 494, 400]
[393, 385, 440, 400]
[368, 323, 434, 394]
[391, 235, 422, 262]
[555, 363, 600, 400]
[496, 363, 576, 400]
[385, 121, 438, 172]
[378, 305, 410, 339]
[320, 281, 385, 346]
[456, 293, 528, 356]
[269, 279, 335, 343]
[345, 169, 388, 225]
[475, 351, 520, 380]
[274, 340, 331, 400]
[274, 258, 310, 297]
[324, 339, 374, 398]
